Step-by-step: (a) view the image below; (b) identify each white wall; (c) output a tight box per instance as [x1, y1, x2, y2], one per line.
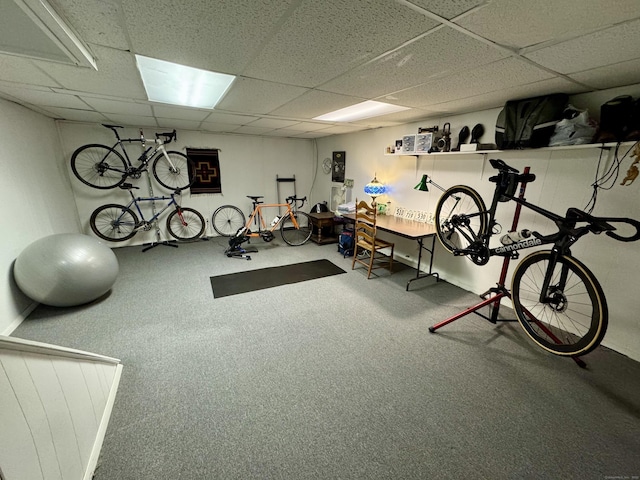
[57, 123, 318, 247]
[315, 85, 640, 361]
[0, 99, 81, 335]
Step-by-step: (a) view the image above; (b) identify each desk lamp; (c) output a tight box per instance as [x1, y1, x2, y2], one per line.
[364, 174, 386, 205]
[414, 174, 446, 193]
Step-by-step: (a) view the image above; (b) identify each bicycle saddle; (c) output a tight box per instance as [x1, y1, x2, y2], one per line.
[247, 195, 264, 204]
[119, 183, 139, 190]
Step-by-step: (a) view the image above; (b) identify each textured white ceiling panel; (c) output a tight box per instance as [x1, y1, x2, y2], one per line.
[202, 112, 260, 125]
[388, 57, 555, 107]
[82, 98, 153, 116]
[120, 0, 297, 73]
[455, 0, 640, 49]
[569, 58, 640, 90]
[155, 119, 203, 130]
[0, 85, 85, 108]
[33, 46, 146, 98]
[54, 0, 130, 50]
[38, 106, 109, 122]
[243, 0, 440, 86]
[435, 77, 589, 115]
[321, 26, 509, 98]
[270, 90, 366, 119]
[151, 105, 211, 121]
[101, 114, 158, 128]
[407, 0, 487, 20]
[525, 19, 640, 74]
[232, 125, 277, 136]
[0, 55, 62, 86]
[216, 77, 308, 114]
[245, 118, 300, 129]
[199, 122, 244, 133]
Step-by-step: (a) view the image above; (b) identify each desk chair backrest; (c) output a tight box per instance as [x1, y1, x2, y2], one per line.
[352, 199, 395, 278]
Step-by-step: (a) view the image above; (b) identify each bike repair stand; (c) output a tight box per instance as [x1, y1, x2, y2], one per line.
[142, 172, 178, 253]
[428, 167, 586, 368]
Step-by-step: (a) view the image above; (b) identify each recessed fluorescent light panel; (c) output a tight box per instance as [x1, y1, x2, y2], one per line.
[313, 100, 409, 122]
[135, 55, 235, 109]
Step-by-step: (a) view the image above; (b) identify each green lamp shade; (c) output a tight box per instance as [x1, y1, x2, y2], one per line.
[414, 174, 429, 191]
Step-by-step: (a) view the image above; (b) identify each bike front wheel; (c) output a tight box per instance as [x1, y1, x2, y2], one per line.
[212, 205, 246, 236]
[71, 144, 127, 189]
[435, 185, 488, 254]
[90, 204, 139, 241]
[166, 207, 206, 241]
[511, 251, 608, 357]
[280, 212, 312, 246]
[152, 151, 196, 191]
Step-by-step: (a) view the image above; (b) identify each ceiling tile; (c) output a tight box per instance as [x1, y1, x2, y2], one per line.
[101, 114, 158, 127]
[82, 97, 153, 115]
[232, 125, 276, 135]
[243, 0, 440, 86]
[0, 54, 62, 86]
[32, 45, 146, 98]
[270, 90, 366, 119]
[199, 122, 244, 133]
[202, 112, 260, 125]
[38, 106, 109, 122]
[388, 57, 555, 107]
[454, 0, 640, 49]
[321, 26, 509, 98]
[54, 0, 130, 50]
[120, 0, 297, 73]
[281, 122, 336, 132]
[155, 119, 203, 131]
[408, 0, 486, 20]
[151, 105, 211, 121]
[569, 58, 640, 90]
[245, 118, 300, 129]
[525, 19, 640, 75]
[216, 77, 308, 114]
[0, 85, 86, 108]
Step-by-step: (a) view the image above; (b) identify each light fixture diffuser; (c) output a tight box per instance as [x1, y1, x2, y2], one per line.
[135, 55, 235, 109]
[314, 100, 409, 122]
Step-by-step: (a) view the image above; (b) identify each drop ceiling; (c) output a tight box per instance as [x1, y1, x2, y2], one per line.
[1, 0, 639, 139]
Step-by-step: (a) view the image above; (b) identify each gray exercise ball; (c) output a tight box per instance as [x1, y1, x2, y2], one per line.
[14, 233, 119, 307]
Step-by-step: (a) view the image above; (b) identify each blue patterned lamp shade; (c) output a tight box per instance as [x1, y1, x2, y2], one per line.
[364, 175, 385, 199]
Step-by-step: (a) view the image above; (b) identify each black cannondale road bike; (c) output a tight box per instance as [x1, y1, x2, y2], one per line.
[71, 124, 195, 191]
[434, 158, 640, 357]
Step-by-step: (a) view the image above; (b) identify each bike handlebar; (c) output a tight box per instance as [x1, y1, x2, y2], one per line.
[155, 129, 177, 144]
[286, 196, 307, 208]
[601, 217, 640, 242]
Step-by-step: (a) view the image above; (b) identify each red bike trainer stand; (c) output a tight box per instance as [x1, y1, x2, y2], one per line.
[428, 167, 587, 368]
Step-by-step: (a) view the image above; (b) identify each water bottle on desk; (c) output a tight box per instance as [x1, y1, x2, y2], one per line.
[500, 229, 531, 245]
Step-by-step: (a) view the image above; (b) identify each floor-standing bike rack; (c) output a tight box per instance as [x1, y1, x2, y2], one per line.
[428, 167, 586, 368]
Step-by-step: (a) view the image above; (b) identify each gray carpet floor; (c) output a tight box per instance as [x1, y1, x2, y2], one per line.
[12, 237, 640, 480]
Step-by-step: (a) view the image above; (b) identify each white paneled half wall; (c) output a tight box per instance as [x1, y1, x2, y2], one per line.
[0, 336, 122, 480]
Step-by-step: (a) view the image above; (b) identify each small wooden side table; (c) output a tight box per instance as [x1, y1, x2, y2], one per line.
[308, 212, 339, 245]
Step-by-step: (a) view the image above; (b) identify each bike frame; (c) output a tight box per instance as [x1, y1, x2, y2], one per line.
[105, 127, 179, 173]
[243, 202, 300, 236]
[117, 191, 186, 227]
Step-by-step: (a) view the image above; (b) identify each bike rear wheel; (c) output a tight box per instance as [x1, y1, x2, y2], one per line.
[90, 204, 138, 241]
[166, 207, 206, 241]
[280, 212, 312, 246]
[71, 144, 127, 189]
[435, 185, 488, 254]
[511, 251, 608, 357]
[212, 206, 246, 236]
[152, 151, 196, 191]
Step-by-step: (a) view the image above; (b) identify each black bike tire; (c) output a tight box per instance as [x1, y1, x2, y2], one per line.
[151, 151, 196, 191]
[212, 205, 246, 237]
[71, 144, 128, 189]
[511, 250, 608, 357]
[280, 211, 312, 246]
[434, 185, 488, 254]
[90, 204, 139, 242]
[166, 207, 206, 241]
